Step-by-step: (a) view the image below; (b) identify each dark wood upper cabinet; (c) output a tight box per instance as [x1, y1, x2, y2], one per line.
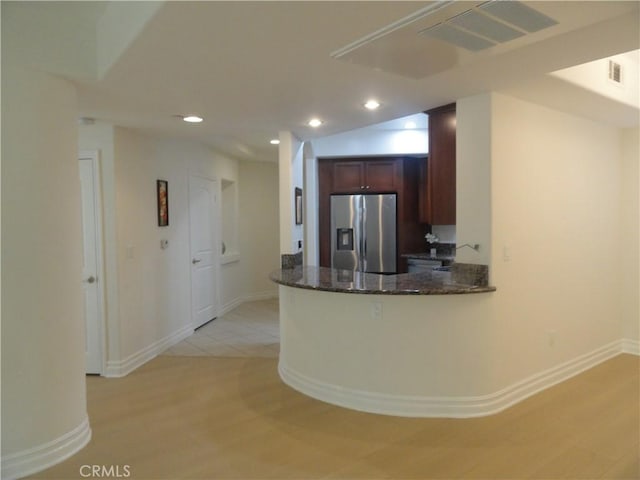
[332, 158, 399, 193]
[364, 160, 398, 191]
[332, 162, 364, 192]
[420, 103, 456, 225]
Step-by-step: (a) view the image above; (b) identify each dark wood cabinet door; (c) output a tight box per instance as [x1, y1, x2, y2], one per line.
[365, 160, 398, 191]
[421, 103, 456, 225]
[332, 162, 364, 192]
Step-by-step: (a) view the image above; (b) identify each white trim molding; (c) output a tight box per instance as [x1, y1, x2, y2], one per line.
[279, 340, 631, 418]
[622, 338, 640, 355]
[105, 325, 193, 377]
[1, 416, 91, 480]
[220, 291, 278, 317]
[79, 150, 107, 375]
[220, 296, 245, 317]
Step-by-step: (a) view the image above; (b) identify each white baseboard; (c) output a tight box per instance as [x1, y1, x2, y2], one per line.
[1, 416, 91, 480]
[219, 296, 245, 317]
[622, 338, 640, 355]
[104, 324, 193, 378]
[220, 291, 278, 316]
[279, 339, 631, 418]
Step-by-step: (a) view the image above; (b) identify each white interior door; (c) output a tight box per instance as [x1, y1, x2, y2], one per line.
[79, 153, 104, 374]
[189, 176, 220, 329]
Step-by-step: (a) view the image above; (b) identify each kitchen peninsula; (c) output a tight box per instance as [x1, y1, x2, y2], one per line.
[271, 264, 498, 418]
[271, 264, 495, 295]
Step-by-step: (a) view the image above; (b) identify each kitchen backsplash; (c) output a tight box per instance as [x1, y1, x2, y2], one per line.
[432, 225, 456, 243]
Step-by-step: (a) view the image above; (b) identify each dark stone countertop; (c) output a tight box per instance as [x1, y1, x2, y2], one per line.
[270, 266, 496, 295]
[402, 253, 455, 263]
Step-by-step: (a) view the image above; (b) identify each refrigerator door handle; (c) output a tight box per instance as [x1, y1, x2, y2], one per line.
[362, 231, 367, 272]
[360, 195, 367, 272]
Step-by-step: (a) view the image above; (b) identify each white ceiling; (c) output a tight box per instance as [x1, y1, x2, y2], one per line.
[5, 1, 639, 162]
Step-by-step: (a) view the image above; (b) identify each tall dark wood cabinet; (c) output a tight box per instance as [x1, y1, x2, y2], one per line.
[420, 103, 456, 225]
[318, 156, 425, 273]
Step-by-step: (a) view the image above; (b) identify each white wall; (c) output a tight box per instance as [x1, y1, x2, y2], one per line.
[1, 2, 97, 79]
[278, 131, 304, 254]
[96, 1, 163, 77]
[458, 92, 633, 387]
[209, 157, 245, 313]
[552, 50, 639, 109]
[311, 127, 428, 158]
[303, 142, 319, 266]
[1, 65, 90, 478]
[239, 161, 280, 298]
[620, 128, 640, 342]
[112, 129, 194, 366]
[456, 94, 492, 266]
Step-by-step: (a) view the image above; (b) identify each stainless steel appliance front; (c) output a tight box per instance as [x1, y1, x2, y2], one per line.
[330, 194, 397, 273]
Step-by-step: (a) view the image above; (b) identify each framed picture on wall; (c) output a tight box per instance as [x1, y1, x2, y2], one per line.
[157, 179, 169, 226]
[295, 187, 303, 225]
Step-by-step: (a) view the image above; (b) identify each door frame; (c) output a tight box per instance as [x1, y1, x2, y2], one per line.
[79, 150, 107, 375]
[188, 174, 222, 329]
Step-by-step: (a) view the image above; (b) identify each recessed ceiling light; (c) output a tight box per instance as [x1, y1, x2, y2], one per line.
[364, 99, 381, 110]
[182, 115, 203, 123]
[270, 139, 280, 145]
[308, 118, 323, 128]
[404, 121, 417, 129]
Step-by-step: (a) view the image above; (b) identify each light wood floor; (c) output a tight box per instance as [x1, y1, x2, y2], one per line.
[30, 351, 638, 480]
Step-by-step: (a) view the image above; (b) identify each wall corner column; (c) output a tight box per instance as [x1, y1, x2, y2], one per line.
[456, 94, 493, 266]
[278, 131, 304, 257]
[1, 65, 90, 479]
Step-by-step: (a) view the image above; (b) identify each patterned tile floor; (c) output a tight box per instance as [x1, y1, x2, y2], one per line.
[162, 298, 280, 358]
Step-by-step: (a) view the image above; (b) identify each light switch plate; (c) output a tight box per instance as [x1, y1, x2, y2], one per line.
[371, 302, 383, 321]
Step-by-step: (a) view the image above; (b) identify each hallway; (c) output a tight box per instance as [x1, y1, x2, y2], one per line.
[163, 299, 279, 358]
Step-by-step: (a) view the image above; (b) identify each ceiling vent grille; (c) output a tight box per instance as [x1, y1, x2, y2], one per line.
[330, 0, 563, 80]
[608, 60, 623, 84]
[420, 0, 558, 52]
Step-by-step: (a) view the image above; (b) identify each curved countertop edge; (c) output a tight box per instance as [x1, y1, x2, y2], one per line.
[270, 266, 496, 295]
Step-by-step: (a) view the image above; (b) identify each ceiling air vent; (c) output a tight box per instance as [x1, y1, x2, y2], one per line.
[608, 60, 623, 84]
[420, 0, 558, 52]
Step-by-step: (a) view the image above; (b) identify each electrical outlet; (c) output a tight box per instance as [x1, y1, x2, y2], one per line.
[503, 245, 511, 262]
[371, 302, 383, 321]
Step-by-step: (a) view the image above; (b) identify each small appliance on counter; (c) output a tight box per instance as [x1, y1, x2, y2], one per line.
[407, 258, 443, 273]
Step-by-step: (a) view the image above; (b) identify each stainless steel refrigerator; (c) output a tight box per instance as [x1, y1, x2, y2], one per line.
[330, 194, 397, 274]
